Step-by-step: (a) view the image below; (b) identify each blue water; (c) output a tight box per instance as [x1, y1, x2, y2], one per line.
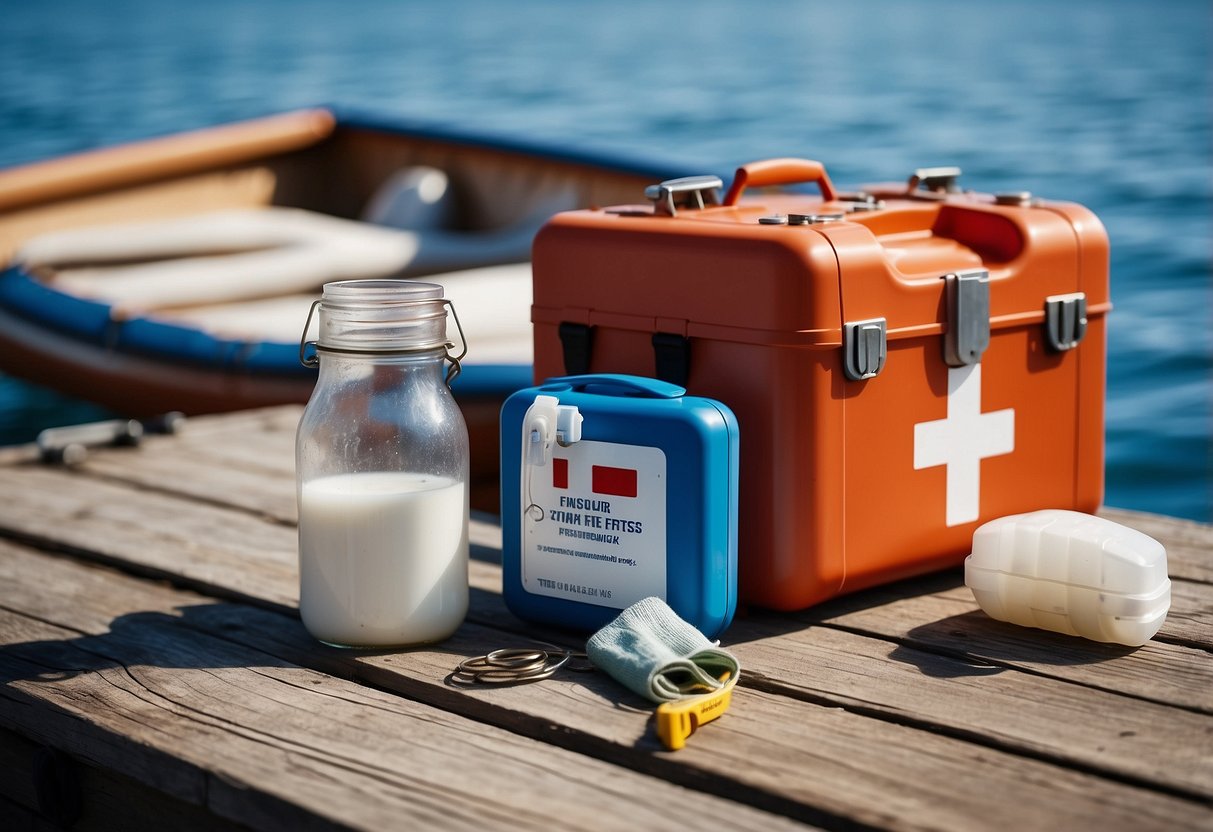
[0, 0, 1209, 521]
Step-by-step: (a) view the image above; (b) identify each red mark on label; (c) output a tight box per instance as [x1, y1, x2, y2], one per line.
[592, 465, 637, 497]
[552, 458, 568, 489]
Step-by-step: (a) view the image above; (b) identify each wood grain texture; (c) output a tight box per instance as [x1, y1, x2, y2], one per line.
[4, 543, 1208, 829]
[4, 451, 1209, 659]
[783, 573, 1213, 712]
[0, 465, 299, 609]
[3, 406, 1211, 830]
[0, 562, 809, 832]
[728, 619, 1213, 794]
[1101, 506, 1213, 584]
[2, 456, 1211, 799]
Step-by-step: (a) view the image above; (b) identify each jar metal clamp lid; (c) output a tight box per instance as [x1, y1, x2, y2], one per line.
[298, 279, 467, 386]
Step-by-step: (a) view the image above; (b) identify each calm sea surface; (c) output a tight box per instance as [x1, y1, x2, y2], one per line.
[0, 0, 1209, 520]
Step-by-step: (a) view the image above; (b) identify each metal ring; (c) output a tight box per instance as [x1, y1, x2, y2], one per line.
[474, 665, 559, 684]
[483, 649, 548, 671]
[451, 648, 576, 686]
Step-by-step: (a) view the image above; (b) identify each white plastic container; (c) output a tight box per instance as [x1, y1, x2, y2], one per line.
[965, 509, 1170, 646]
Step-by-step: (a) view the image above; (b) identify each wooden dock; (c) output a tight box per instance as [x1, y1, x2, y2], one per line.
[0, 406, 1209, 830]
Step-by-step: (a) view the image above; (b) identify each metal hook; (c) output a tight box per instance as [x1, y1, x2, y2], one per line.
[442, 298, 468, 388]
[298, 299, 321, 368]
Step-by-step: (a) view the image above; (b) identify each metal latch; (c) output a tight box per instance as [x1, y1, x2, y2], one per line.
[908, 166, 962, 195]
[1044, 292, 1087, 351]
[843, 318, 887, 380]
[944, 269, 991, 366]
[645, 175, 723, 216]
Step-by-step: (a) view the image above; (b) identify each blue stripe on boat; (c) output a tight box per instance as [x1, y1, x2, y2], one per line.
[0, 265, 113, 342]
[0, 266, 533, 396]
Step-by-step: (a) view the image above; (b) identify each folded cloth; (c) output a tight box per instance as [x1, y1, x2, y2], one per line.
[586, 597, 740, 703]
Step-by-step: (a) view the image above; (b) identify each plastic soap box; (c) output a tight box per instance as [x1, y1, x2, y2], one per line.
[965, 509, 1170, 646]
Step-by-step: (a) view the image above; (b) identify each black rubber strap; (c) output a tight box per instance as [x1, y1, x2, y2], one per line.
[558, 322, 594, 375]
[652, 332, 691, 387]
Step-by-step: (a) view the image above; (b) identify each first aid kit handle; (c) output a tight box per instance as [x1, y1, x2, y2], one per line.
[543, 374, 686, 399]
[722, 158, 837, 206]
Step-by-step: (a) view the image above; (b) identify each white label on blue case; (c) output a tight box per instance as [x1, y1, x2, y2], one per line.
[522, 440, 666, 608]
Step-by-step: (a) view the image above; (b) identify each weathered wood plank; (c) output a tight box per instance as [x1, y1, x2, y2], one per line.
[0, 577, 810, 830]
[0, 465, 300, 608]
[2, 540, 1207, 831]
[726, 619, 1213, 789]
[9, 538, 1213, 829]
[0, 465, 509, 618]
[45, 408, 1213, 585]
[1101, 506, 1213, 584]
[6, 455, 1212, 655]
[0, 725, 243, 832]
[4, 408, 1212, 810]
[786, 571, 1213, 712]
[85, 446, 298, 524]
[31, 409, 1213, 652]
[895, 571, 1208, 651]
[1164, 579, 1213, 647]
[2, 458, 1209, 715]
[2, 462, 1211, 798]
[92, 408, 1213, 580]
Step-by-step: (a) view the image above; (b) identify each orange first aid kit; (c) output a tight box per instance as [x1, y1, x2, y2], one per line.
[530, 159, 1109, 610]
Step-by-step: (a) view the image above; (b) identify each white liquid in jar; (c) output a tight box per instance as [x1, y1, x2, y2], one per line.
[298, 472, 468, 647]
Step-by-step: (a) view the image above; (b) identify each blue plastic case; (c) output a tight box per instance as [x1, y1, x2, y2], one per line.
[501, 374, 739, 638]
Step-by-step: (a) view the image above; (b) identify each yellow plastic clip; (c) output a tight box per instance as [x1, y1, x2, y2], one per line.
[655, 673, 737, 751]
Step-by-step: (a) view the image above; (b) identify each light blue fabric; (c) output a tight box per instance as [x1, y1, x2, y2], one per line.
[586, 597, 740, 703]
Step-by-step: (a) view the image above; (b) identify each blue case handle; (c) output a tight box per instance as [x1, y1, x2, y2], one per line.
[540, 374, 686, 399]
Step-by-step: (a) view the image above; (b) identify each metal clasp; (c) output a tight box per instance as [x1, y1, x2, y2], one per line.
[297, 297, 469, 389]
[843, 317, 887, 381]
[944, 269, 991, 366]
[299, 299, 322, 368]
[788, 212, 844, 225]
[908, 166, 963, 196]
[441, 298, 468, 386]
[645, 175, 724, 217]
[1044, 292, 1087, 351]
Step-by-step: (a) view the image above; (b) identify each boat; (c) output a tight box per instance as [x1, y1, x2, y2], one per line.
[0, 107, 681, 505]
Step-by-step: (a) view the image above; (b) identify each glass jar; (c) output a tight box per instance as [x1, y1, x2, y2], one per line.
[295, 279, 469, 648]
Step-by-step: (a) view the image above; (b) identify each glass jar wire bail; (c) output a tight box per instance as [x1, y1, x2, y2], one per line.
[298, 297, 468, 389]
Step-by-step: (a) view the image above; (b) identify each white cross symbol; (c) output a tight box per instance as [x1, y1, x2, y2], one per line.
[914, 364, 1015, 527]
